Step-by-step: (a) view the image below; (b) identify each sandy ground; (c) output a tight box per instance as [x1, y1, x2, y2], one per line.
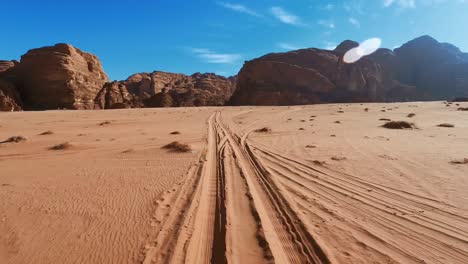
[0, 102, 467, 264]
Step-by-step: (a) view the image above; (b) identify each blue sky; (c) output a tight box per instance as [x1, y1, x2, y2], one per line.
[2, 0, 468, 80]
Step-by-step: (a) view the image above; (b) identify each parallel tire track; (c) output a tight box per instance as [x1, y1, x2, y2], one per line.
[143, 112, 329, 264]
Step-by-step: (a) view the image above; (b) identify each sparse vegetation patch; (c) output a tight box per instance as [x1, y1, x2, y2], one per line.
[382, 121, 415, 129]
[162, 141, 191, 153]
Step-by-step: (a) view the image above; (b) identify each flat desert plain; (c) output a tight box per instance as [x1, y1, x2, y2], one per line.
[0, 102, 467, 264]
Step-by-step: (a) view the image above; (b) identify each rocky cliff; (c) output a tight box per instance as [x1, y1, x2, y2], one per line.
[95, 71, 236, 108]
[230, 35, 468, 105]
[0, 44, 109, 110]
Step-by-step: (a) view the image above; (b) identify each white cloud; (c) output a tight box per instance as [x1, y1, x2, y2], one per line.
[383, 0, 416, 8]
[318, 19, 335, 29]
[218, 2, 260, 17]
[190, 48, 241, 64]
[271, 7, 302, 26]
[349, 17, 361, 28]
[278, 43, 304, 50]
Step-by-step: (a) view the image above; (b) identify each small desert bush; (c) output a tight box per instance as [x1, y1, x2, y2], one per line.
[382, 121, 415, 129]
[170, 131, 181, 135]
[99, 121, 111, 126]
[364, 108, 369, 112]
[162, 141, 191, 152]
[255, 127, 271, 133]
[457, 107, 468, 111]
[450, 158, 468, 165]
[379, 118, 391, 121]
[49, 142, 73, 150]
[39, 131, 54, 135]
[331, 156, 347, 161]
[437, 123, 455, 128]
[2, 136, 27, 143]
[407, 113, 416, 118]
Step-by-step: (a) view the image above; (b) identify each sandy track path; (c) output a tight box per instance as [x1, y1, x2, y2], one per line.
[215, 113, 329, 264]
[143, 112, 329, 264]
[249, 141, 468, 263]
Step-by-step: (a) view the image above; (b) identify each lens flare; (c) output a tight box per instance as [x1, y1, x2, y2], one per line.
[343, 38, 382, 64]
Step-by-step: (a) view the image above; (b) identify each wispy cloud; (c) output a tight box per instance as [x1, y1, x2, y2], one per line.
[218, 2, 260, 17]
[349, 17, 361, 28]
[383, 0, 416, 8]
[318, 19, 335, 29]
[270, 7, 302, 26]
[278, 43, 304, 51]
[190, 48, 241, 64]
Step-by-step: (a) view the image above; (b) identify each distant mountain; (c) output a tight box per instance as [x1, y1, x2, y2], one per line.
[229, 35, 468, 105]
[2, 36, 468, 111]
[0, 44, 236, 111]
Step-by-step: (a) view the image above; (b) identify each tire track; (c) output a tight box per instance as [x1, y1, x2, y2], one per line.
[143, 112, 329, 264]
[215, 114, 329, 264]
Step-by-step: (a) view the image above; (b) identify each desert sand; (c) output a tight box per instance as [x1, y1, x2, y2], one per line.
[1, 101, 467, 264]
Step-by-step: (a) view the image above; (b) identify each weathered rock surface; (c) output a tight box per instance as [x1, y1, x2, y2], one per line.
[230, 35, 468, 105]
[7, 43, 109, 110]
[0, 60, 18, 73]
[94, 81, 143, 109]
[0, 78, 22, 111]
[95, 71, 236, 108]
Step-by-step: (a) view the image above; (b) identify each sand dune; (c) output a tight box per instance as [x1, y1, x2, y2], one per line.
[1, 102, 467, 263]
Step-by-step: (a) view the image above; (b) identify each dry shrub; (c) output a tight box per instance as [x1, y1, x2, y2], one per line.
[305, 145, 316, 148]
[49, 142, 73, 150]
[170, 131, 181, 135]
[162, 141, 191, 152]
[298, 128, 305, 130]
[457, 107, 468, 111]
[2, 136, 27, 143]
[99, 121, 111, 126]
[382, 121, 415, 129]
[364, 108, 369, 112]
[450, 158, 468, 165]
[334, 121, 341, 124]
[312, 160, 326, 166]
[407, 113, 416, 118]
[331, 156, 347, 161]
[379, 118, 391, 121]
[121, 148, 134, 153]
[437, 123, 455, 128]
[337, 111, 344, 113]
[39, 131, 54, 135]
[255, 127, 271, 133]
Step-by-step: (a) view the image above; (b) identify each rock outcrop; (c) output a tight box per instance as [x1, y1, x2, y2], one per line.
[230, 35, 468, 105]
[5, 43, 109, 110]
[0, 78, 22, 111]
[0, 60, 22, 111]
[95, 71, 236, 108]
[0, 60, 18, 73]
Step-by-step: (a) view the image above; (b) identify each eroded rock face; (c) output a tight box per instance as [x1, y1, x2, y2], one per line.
[394, 35, 468, 99]
[94, 81, 143, 109]
[12, 43, 109, 110]
[0, 60, 18, 73]
[230, 36, 468, 105]
[0, 79, 22, 111]
[96, 71, 236, 108]
[230, 46, 414, 105]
